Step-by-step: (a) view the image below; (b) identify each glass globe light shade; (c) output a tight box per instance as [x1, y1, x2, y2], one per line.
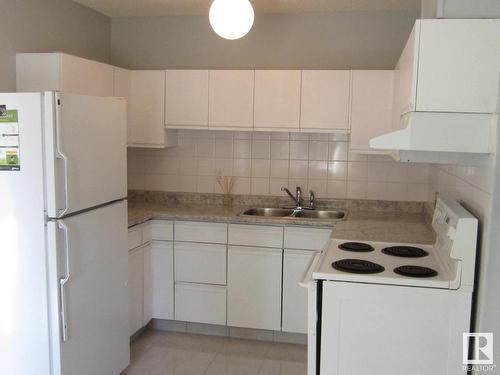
[209, 0, 255, 40]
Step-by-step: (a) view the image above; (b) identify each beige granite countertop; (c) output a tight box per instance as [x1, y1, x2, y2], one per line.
[329, 211, 436, 244]
[128, 201, 436, 245]
[128, 203, 338, 228]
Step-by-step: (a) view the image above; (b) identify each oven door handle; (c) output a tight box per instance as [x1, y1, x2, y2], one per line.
[300, 251, 323, 288]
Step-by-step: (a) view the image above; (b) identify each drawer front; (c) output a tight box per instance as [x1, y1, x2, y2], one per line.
[151, 220, 173, 241]
[175, 242, 227, 285]
[175, 282, 226, 325]
[228, 224, 283, 248]
[175, 221, 227, 244]
[284, 226, 332, 251]
[128, 226, 142, 251]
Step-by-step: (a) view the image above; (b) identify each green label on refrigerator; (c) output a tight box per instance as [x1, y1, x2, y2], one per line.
[0, 107, 21, 171]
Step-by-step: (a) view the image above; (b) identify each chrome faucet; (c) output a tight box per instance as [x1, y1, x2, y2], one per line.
[309, 190, 315, 210]
[281, 186, 302, 208]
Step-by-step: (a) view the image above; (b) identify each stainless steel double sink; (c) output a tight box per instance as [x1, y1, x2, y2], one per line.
[240, 207, 346, 220]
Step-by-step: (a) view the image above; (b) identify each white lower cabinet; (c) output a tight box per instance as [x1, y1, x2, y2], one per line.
[227, 246, 282, 331]
[150, 241, 174, 320]
[143, 245, 152, 325]
[175, 283, 227, 325]
[130, 219, 331, 336]
[128, 245, 145, 336]
[282, 249, 315, 334]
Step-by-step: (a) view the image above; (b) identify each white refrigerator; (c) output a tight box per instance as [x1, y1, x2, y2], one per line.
[0, 92, 129, 375]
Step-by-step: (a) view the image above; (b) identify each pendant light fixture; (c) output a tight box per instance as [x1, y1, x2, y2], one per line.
[209, 0, 255, 40]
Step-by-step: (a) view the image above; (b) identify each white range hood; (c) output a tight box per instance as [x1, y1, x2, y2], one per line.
[370, 111, 497, 163]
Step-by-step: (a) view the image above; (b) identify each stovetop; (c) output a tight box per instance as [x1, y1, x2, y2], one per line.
[313, 239, 459, 289]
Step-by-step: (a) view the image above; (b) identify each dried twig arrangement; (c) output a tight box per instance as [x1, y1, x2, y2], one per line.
[216, 173, 237, 196]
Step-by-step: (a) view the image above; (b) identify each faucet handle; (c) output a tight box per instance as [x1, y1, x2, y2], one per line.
[296, 186, 302, 205]
[309, 190, 315, 209]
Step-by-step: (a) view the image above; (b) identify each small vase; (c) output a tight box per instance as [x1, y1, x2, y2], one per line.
[223, 195, 233, 207]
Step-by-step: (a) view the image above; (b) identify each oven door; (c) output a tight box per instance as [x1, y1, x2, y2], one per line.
[320, 281, 471, 375]
[300, 251, 323, 375]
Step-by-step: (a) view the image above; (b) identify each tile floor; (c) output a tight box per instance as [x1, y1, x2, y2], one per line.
[123, 330, 307, 375]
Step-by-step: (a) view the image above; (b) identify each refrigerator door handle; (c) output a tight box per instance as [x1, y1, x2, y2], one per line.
[55, 96, 69, 217]
[58, 220, 70, 341]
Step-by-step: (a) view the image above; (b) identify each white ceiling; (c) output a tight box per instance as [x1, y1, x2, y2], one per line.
[73, 0, 421, 17]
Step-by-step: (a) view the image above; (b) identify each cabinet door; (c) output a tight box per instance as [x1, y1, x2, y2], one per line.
[16, 53, 61, 92]
[282, 250, 315, 334]
[128, 247, 144, 336]
[393, 23, 419, 121]
[166, 70, 209, 128]
[150, 241, 174, 320]
[61, 54, 114, 97]
[127, 70, 167, 147]
[416, 19, 500, 113]
[300, 70, 350, 132]
[16, 53, 114, 97]
[227, 246, 282, 330]
[143, 244, 153, 326]
[209, 70, 254, 129]
[254, 70, 301, 130]
[350, 71, 394, 151]
[113, 67, 130, 98]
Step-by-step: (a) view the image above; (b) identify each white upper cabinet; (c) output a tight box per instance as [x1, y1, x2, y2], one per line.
[113, 67, 131, 98]
[392, 24, 419, 121]
[300, 70, 350, 132]
[116, 70, 175, 148]
[254, 70, 301, 130]
[395, 19, 500, 117]
[350, 70, 394, 151]
[416, 19, 500, 113]
[165, 70, 209, 128]
[17, 53, 114, 97]
[209, 70, 254, 130]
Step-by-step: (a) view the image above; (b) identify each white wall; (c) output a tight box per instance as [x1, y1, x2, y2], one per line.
[111, 10, 419, 70]
[128, 130, 431, 201]
[0, 0, 111, 92]
[428, 99, 499, 367]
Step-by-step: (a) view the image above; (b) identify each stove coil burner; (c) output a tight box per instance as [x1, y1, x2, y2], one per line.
[382, 246, 429, 258]
[394, 265, 438, 278]
[332, 259, 385, 274]
[338, 242, 374, 252]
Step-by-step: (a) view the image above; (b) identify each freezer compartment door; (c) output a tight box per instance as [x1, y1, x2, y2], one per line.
[45, 92, 127, 218]
[46, 200, 129, 375]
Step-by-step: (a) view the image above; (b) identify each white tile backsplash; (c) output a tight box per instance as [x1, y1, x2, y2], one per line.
[290, 140, 309, 160]
[128, 130, 433, 201]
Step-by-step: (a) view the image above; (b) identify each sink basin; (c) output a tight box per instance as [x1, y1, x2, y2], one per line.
[240, 207, 346, 220]
[242, 208, 295, 217]
[293, 210, 346, 220]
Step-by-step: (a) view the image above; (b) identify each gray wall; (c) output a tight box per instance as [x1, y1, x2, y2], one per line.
[111, 10, 419, 70]
[0, 0, 111, 92]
